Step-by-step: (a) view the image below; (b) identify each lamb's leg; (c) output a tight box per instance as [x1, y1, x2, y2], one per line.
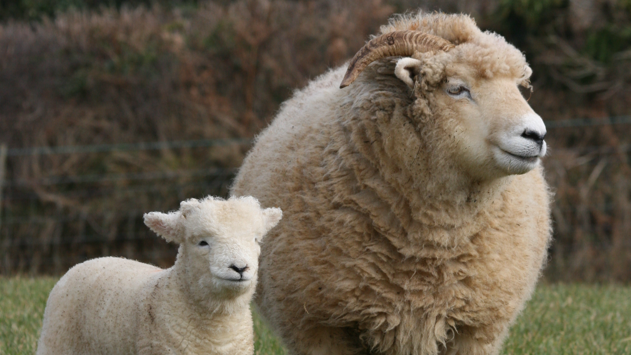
[283, 324, 367, 355]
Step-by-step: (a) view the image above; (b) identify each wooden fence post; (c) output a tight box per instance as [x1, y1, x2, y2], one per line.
[0, 144, 7, 231]
[0, 144, 6, 274]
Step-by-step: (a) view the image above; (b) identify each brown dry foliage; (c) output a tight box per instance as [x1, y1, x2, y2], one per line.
[0, 0, 396, 274]
[1, 0, 631, 281]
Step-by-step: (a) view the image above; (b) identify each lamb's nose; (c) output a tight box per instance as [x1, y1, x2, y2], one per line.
[229, 264, 248, 275]
[521, 129, 546, 146]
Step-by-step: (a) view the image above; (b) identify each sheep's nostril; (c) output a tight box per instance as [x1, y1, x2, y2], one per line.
[521, 129, 546, 145]
[229, 264, 248, 275]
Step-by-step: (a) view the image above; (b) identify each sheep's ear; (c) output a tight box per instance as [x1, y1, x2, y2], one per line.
[143, 211, 183, 244]
[261, 207, 282, 236]
[180, 198, 201, 219]
[395, 58, 422, 88]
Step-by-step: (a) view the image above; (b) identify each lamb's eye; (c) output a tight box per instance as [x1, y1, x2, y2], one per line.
[198, 240, 209, 247]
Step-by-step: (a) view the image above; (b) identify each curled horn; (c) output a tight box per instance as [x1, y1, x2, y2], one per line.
[339, 30, 454, 88]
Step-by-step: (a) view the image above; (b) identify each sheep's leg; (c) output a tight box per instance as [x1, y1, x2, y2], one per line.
[283, 324, 367, 355]
[138, 342, 176, 355]
[442, 324, 508, 355]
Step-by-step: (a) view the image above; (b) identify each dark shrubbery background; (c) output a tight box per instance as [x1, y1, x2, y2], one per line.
[2, 0, 631, 282]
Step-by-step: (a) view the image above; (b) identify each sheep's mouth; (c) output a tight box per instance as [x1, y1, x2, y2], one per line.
[219, 277, 251, 283]
[492, 146, 542, 175]
[502, 150, 539, 163]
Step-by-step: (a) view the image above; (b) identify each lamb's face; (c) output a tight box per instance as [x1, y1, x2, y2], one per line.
[143, 196, 282, 299]
[431, 60, 547, 180]
[180, 198, 282, 297]
[186, 216, 264, 294]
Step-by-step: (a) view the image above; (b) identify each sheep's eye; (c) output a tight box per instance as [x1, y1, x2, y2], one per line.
[198, 240, 209, 247]
[447, 85, 470, 97]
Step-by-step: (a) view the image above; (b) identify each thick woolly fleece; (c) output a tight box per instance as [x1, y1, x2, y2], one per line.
[37, 196, 282, 355]
[232, 12, 551, 355]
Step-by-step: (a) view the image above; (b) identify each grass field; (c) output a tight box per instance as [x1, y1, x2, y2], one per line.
[1, 278, 630, 354]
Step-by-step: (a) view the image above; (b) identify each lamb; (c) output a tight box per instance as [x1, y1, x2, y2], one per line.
[36, 196, 282, 355]
[231, 11, 551, 355]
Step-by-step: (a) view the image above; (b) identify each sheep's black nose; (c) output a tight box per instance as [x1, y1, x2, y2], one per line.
[521, 129, 546, 146]
[229, 264, 248, 275]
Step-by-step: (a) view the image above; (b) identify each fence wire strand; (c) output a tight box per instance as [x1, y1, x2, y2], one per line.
[1, 118, 631, 276]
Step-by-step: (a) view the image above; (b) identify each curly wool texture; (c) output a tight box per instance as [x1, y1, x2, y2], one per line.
[37, 196, 281, 355]
[380, 12, 532, 86]
[233, 11, 551, 355]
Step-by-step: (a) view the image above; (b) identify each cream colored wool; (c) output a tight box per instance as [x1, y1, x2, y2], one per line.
[232, 11, 551, 355]
[36, 196, 282, 355]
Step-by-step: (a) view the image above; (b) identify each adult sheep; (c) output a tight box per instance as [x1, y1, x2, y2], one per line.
[37, 196, 282, 355]
[232, 11, 551, 355]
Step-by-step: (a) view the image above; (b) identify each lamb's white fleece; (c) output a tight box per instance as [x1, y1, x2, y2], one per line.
[37, 196, 282, 355]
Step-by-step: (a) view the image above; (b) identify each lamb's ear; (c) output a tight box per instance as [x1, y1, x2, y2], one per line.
[261, 207, 283, 235]
[395, 58, 422, 88]
[143, 211, 183, 244]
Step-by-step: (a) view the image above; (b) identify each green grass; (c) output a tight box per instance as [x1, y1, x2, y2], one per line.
[0, 277, 57, 355]
[503, 284, 631, 354]
[253, 309, 287, 355]
[1, 278, 630, 354]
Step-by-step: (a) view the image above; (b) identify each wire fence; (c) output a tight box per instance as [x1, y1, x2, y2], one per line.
[0, 138, 251, 274]
[544, 115, 631, 128]
[1, 117, 631, 280]
[3, 116, 624, 158]
[6, 138, 253, 157]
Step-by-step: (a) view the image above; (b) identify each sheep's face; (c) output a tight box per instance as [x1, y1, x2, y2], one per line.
[439, 61, 546, 179]
[396, 57, 547, 180]
[143, 196, 282, 298]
